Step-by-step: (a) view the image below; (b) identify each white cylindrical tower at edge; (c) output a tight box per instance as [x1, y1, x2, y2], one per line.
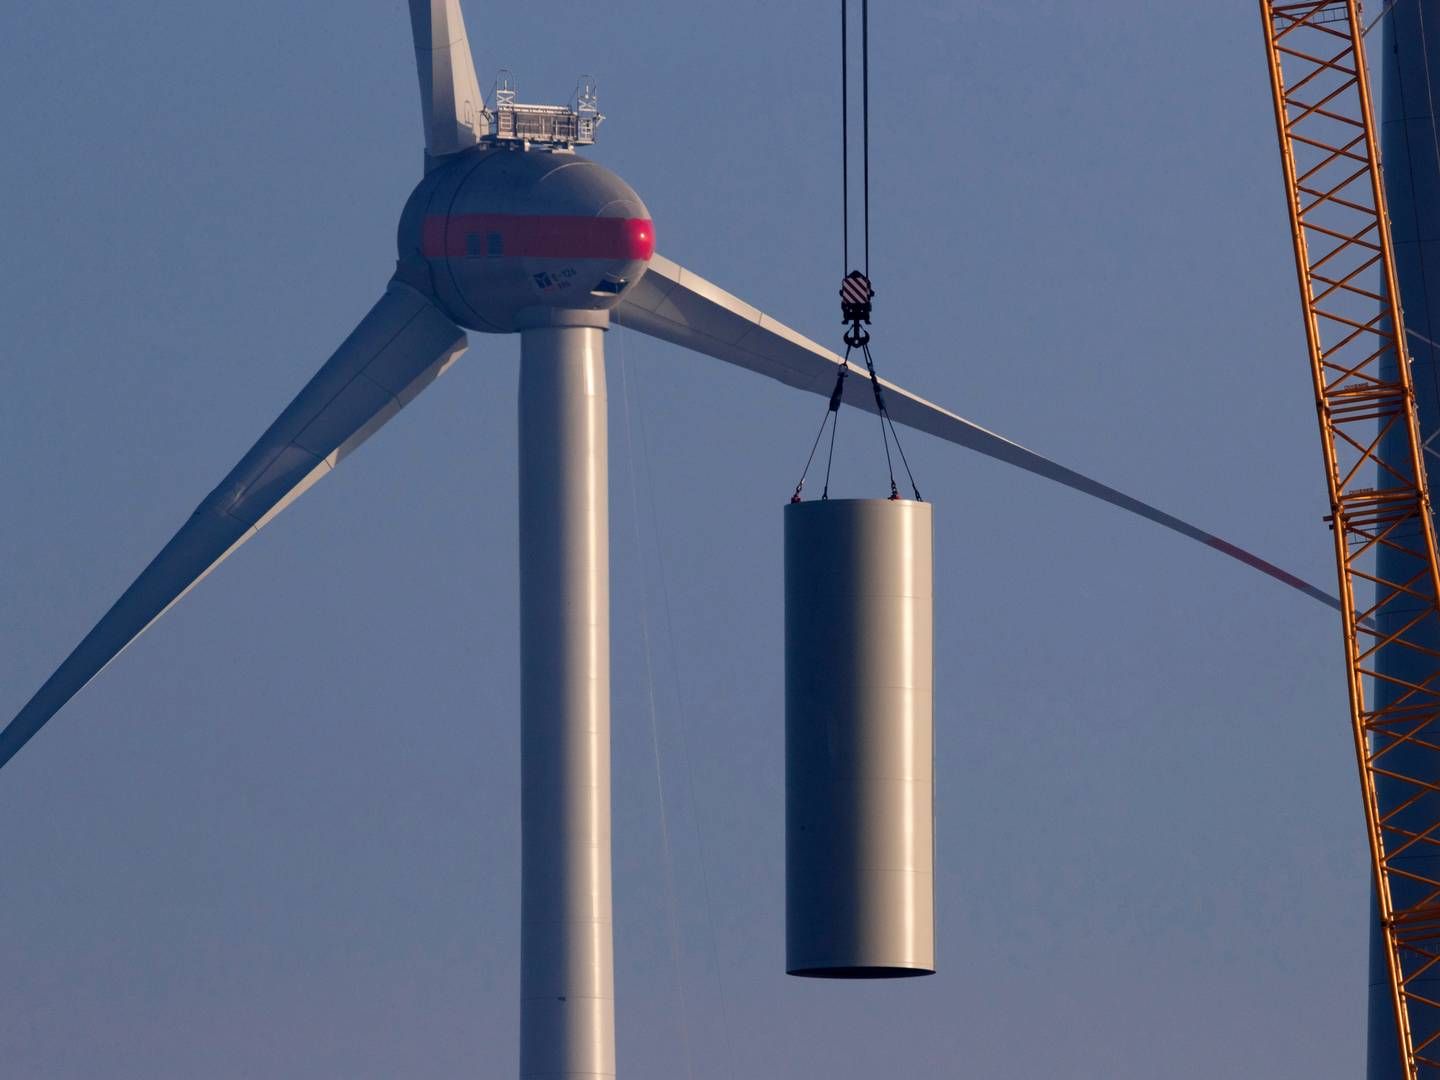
[518, 315, 615, 1078]
[785, 497, 935, 978]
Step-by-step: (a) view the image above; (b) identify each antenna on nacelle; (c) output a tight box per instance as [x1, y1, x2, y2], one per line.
[493, 68, 516, 109]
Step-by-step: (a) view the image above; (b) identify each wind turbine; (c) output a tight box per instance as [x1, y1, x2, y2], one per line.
[0, 2, 1338, 1076]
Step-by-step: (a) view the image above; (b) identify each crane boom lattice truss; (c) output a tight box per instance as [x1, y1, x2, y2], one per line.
[1261, 1, 1440, 1073]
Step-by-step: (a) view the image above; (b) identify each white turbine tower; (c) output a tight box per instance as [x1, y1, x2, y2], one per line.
[0, 3, 1339, 1077]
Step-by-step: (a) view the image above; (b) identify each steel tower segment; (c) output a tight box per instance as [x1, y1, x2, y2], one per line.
[1260, 2, 1440, 1074]
[1373, 3, 1440, 1073]
[518, 319, 615, 1079]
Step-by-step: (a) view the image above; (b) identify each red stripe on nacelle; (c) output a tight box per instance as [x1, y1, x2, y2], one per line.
[422, 214, 655, 261]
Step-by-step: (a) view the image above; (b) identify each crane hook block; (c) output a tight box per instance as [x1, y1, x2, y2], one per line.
[841, 271, 874, 347]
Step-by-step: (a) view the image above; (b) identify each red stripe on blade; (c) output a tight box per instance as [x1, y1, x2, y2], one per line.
[1206, 536, 1309, 590]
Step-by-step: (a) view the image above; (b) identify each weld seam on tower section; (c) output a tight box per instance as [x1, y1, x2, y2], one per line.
[518, 310, 616, 1080]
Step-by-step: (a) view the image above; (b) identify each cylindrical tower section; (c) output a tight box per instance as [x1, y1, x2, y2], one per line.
[1372, 8, 1440, 1076]
[518, 318, 614, 1078]
[785, 498, 935, 978]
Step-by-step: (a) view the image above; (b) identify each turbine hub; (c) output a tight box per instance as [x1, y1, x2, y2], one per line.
[397, 147, 653, 333]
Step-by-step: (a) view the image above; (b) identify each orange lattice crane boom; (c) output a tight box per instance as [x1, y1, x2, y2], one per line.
[1261, 2, 1440, 1074]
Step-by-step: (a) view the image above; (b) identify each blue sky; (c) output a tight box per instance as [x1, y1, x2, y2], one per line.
[0, 3, 1363, 1077]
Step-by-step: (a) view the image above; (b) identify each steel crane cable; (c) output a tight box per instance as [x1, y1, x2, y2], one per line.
[863, 339, 923, 500]
[792, 0, 922, 503]
[617, 330, 740, 1080]
[616, 335, 696, 1080]
[843, 0, 850, 282]
[1367, 0, 1405, 35]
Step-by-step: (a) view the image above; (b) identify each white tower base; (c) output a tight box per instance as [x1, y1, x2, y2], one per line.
[518, 316, 615, 1079]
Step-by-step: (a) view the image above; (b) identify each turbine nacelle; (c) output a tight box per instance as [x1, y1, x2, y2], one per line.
[398, 147, 653, 333]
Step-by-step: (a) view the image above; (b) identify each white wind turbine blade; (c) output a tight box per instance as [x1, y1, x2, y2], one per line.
[614, 254, 1340, 611]
[408, 0, 487, 161]
[0, 282, 467, 771]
